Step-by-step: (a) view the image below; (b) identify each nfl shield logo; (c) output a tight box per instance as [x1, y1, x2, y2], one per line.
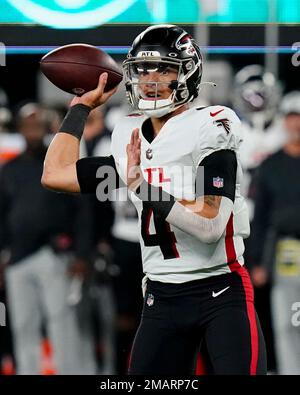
[213, 177, 224, 188]
[146, 293, 154, 307]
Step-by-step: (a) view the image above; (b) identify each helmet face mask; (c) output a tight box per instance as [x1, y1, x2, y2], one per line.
[123, 25, 203, 118]
[123, 57, 186, 118]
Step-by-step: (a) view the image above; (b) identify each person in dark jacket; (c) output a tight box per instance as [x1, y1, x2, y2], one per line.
[250, 91, 300, 374]
[0, 103, 96, 374]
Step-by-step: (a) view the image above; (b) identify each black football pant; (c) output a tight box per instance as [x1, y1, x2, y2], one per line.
[128, 267, 267, 375]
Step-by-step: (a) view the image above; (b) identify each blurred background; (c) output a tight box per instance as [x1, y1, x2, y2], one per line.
[0, 0, 300, 375]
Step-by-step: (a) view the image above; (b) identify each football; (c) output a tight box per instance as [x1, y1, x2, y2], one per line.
[40, 43, 123, 96]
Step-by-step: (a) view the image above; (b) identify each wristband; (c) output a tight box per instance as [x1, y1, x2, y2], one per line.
[58, 104, 91, 140]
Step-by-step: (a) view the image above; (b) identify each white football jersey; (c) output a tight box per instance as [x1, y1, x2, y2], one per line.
[111, 105, 250, 283]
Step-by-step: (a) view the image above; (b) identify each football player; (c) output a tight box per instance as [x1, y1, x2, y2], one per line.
[232, 65, 285, 219]
[42, 25, 267, 375]
[232, 66, 284, 373]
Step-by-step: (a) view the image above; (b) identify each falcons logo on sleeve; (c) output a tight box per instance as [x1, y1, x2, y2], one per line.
[214, 118, 231, 134]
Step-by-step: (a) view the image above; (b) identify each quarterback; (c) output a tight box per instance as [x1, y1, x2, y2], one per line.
[42, 25, 267, 374]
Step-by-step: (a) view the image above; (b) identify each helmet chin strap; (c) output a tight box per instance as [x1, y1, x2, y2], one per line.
[136, 80, 188, 118]
[139, 97, 174, 118]
[142, 107, 172, 118]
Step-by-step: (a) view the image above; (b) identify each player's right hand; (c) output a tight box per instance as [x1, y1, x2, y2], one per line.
[70, 73, 118, 109]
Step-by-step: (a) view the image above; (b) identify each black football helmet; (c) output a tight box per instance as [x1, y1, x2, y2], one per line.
[123, 25, 203, 118]
[233, 65, 282, 127]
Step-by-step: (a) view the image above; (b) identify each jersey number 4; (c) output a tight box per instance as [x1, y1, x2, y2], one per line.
[141, 203, 179, 259]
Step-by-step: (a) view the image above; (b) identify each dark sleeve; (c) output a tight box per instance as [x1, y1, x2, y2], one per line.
[76, 155, 125, 194]
[197, 149, 237, 202]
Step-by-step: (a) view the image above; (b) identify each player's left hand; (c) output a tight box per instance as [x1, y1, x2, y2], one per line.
[126, 128, 143, 190]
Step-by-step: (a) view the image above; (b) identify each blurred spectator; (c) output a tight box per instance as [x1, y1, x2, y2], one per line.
[91, 106, 143, 374]
[110, 205, 143, 375]
[233, 65, 285, 218]
[0, 87, 16, 373]
[80, 107, 117, 374]
[0, 88, 24, 165]
[0, 107, 12, 134]
[0, 247, 14, 375]
[44, 103, 87, 158]
[232, 65, 285, 372]
[0, 103, 97, 374]
[250, 91, 300, 374]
